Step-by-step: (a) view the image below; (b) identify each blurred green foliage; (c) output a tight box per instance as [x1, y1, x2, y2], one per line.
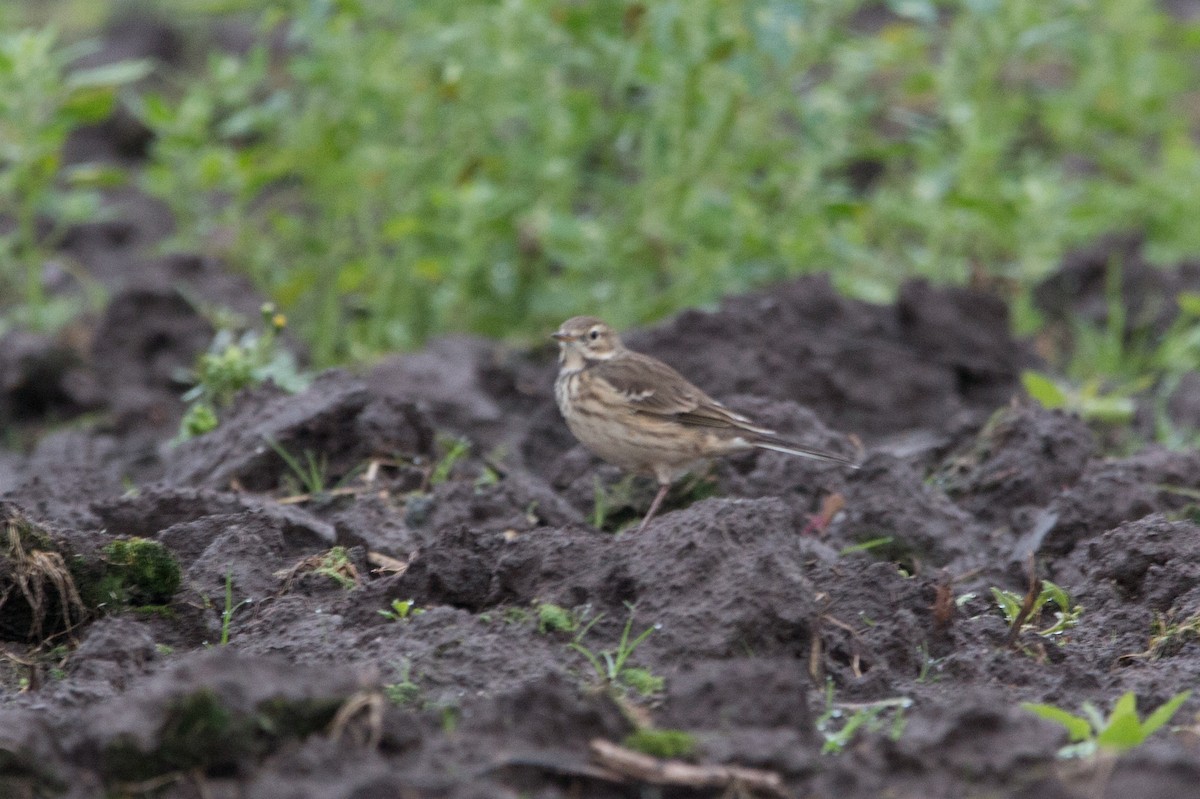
[6, 0, 1200, 367]
[0, 26, 148, 331]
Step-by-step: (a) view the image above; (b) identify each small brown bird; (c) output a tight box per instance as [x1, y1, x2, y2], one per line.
[552, 316, 859, 532]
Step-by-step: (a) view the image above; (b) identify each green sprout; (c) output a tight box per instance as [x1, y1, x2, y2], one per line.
[379, 598, 424, 622]
[816, 682, 911, 755]
[569, 606, 663, 696]
[991, 580, 1082, 639]
[1023, 690, 1192, 759]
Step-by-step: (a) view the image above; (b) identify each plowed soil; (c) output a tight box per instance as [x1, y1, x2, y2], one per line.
[4, 14, 1200, 799]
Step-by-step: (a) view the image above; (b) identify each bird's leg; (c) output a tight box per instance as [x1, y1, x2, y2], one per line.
[638, 482, 671, 533]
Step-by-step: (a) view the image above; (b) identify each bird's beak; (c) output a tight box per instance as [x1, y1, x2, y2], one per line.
[550, 331, 571, 342]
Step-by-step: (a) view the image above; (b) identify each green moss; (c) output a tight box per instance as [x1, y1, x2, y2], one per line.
[97, 538, 182, 608]
[622, 729, 697, 759]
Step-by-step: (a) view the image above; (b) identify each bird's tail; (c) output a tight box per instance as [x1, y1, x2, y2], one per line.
[751, 436, 861, 468]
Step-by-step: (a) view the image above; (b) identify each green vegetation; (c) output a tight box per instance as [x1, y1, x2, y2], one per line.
[1023, 690, 1192, 758]
[218, 570, 250, 645]
[429, 436, 471, 487]
[266, 438, 331, 497]
[378, 598, 424, 622]
[816, 683, 911, 755]
[0, 27, 147, 333]
[569, 606, 664, 697]
[309, 546, 359, 590]
[623, 728, 697, 759]
[383, 660, 421, 706]
[95, 537, 181, 608]
[535, 602, 582, 635]
[35, 0, 1178, 365]
[992, 579, 1082, 639]
[176, 304, 309, 441]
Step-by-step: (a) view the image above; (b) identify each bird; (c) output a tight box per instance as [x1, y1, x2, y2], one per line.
[552, 316, 859, 533]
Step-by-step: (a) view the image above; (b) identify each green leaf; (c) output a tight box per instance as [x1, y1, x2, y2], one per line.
[990, 587, 1022, 624]
[1141, 690, 1192, 737]
[1096, 697, 1146, 749]
[1021, 702, 1092, 742]
[66, 58, 153, 89]
[1021, 371, 1067, 408]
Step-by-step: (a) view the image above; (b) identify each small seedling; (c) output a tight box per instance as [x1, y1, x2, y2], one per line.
[266, 438, 331, 497]
[219, 571, 251, 645]
[1124, 612, 1200, 661]
[569, 606, 663, 696]
[1021, 370, 1138, 425]
[429, 437, 471, 486]
[383, 660, 421, 706]
[379, 598, 424, 622]
[816, 682, 911, 754]
[536, 602, 581, 635]
[311, 547, 359, 590]
[175, 304, 309, 441]
[1023, 690, 1192, 759]
[992, 579, 1082, 639]
[839, 536, 895, 556]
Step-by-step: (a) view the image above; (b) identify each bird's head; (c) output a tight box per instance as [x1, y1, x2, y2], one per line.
[551, 316, 622, 367]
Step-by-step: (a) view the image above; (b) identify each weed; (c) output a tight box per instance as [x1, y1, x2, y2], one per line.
[536, 602, 581, 635]
[0, 27, 148, 332]
[1023, 690, 1192, 758]
[383, 660, 421, 706]
[569, 606, 663, 696]
[1122, 611, 1200, 662]
[175, 303, 308, 441]
[219, 571, 251, 646]
[992, 579, 1082, 639]
[266, 438, 331, 497]
[816, 681, 911, 755]
[311, 547, 359, 590]
[429, 436, 471, 487]
[839, 536, 895, 557]
[379, 598, 424, 622]
[1021, 370, 1139, 426]
[622, 728, 697, 759]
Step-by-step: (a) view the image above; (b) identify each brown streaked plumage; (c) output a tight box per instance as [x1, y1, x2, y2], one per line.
[552, 316, 858, 533]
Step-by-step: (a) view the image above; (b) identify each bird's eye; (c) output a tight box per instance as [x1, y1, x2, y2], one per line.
[588, 329, 601, 340]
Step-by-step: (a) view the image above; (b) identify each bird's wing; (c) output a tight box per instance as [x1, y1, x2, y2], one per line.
[588, 354, 770, 433]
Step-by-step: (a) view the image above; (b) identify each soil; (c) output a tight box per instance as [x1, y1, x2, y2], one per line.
[4, 12, 1200, 799]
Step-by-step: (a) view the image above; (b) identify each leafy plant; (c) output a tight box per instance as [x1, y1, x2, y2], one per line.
[569, 606, 663, 696]
[176, 303, 309, 441]
[429, 436, 471, 487]
[130, 0, 1200, 365]
[1021, 370, 1138, 426]
[310, 546, 359, 590]
[0, 27, 149, 332]
[992, 580, 1082, 639]
[1023, 690, 1192, 758]
[536, 602, 582, 635]
[816, 682, 911, 755]
[383, 660, 421, 706]
[379, 598, 424, 622]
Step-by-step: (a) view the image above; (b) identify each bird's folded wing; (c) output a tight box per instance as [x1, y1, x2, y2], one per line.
[588, 355, 770, 433]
